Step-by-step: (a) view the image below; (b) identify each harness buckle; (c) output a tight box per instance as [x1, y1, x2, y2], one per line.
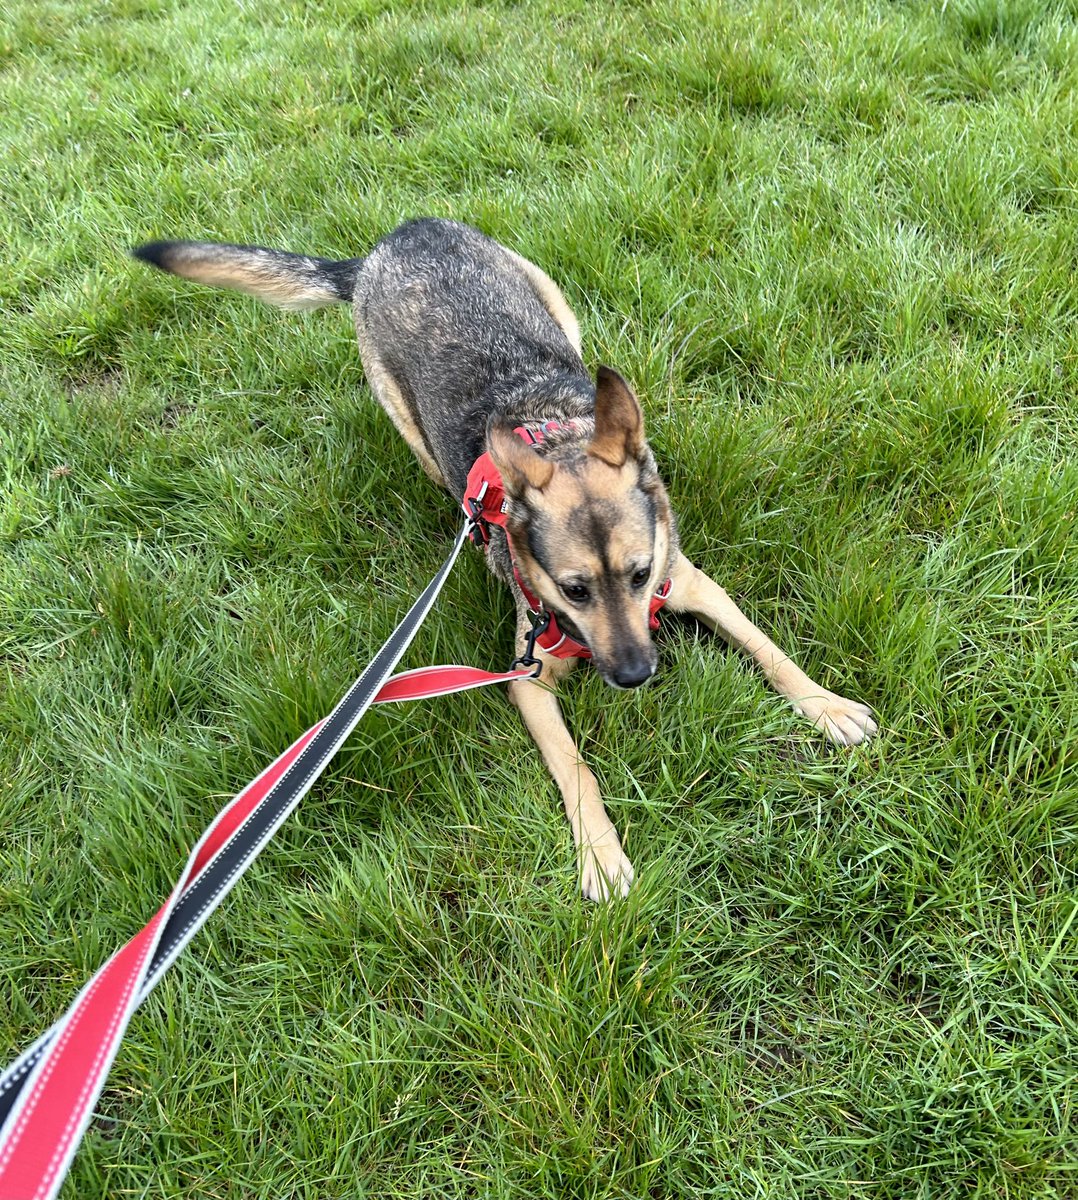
[510, 608, 550, 678]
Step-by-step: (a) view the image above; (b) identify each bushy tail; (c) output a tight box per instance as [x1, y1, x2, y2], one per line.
[131, 240, 363, 311]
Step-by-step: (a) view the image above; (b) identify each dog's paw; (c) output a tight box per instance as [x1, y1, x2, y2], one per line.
[578, 838, 634, 902]
[796, 691, 878, 747]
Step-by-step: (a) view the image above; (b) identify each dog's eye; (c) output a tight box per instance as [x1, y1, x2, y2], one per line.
[561, 583, 590, 604]
[631, 566, 651, 590]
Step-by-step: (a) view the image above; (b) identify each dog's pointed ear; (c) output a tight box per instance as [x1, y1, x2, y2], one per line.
[488, 420, 555, 494]
[589, 366, 645, 467]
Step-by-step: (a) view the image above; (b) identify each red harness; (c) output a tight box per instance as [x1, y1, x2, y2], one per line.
[463, 423, 671, 660]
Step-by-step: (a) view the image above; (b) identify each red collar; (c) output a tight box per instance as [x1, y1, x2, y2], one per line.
[462, 424, 671, 661]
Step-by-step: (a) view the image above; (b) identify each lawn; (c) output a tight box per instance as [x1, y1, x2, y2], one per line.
[2, 0, 1077, 1196]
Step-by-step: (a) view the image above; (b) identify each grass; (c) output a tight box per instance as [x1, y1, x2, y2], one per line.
[2, 0, 1077, 1195]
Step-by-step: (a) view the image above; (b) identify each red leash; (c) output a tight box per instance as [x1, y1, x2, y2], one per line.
[0, 518, 534, 1200]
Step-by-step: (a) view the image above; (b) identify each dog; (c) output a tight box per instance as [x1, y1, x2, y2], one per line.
[132, 218, 877, 900]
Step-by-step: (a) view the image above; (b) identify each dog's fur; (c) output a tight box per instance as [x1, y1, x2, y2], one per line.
[133, 218, 877, 900]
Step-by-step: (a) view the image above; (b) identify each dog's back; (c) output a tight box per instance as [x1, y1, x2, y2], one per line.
[354, 220, 591, 492]
[134, 218, 593, 494]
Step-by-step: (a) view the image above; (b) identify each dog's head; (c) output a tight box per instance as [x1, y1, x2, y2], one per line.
[489, 367, 676, 689]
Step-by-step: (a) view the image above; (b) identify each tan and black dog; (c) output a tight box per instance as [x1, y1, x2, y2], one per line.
[133, 219, 876, 900]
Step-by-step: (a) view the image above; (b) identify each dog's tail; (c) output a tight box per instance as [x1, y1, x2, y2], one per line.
[131, 240, 363, 311]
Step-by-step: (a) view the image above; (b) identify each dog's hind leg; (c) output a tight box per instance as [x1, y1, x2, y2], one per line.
[667, 553, 877, 746]
[507, 643, 633, 901]
[354, 338, 446, 487]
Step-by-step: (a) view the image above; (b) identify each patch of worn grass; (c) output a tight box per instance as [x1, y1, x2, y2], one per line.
[1, 1, 1076, 1196]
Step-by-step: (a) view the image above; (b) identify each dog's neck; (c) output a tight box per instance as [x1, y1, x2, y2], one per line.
[488, 368, 595, 440]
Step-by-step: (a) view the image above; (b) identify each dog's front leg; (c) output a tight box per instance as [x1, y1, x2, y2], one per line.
[507, 637, 633, 901]
[667, 553, 877, 746]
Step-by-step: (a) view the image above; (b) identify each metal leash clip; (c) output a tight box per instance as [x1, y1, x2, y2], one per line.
[465, 496, 489, 545]
[510, 608, 549, 678]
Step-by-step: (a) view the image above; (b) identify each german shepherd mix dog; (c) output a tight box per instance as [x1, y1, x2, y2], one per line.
[133, 219, 877, 901]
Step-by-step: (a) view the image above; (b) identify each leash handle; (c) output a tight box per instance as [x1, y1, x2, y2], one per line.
[0, 518, 537, 1200]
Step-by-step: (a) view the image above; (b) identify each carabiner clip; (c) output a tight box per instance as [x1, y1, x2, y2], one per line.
[466, 497, 489, 546]
[509, 608, 550, 678]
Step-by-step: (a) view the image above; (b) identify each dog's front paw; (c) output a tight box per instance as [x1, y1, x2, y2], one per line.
[796, 691, 878, 747]
[578, 837, 634, 902]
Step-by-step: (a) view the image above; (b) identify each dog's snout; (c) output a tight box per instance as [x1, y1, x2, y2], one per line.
[612, 653, 655, 689]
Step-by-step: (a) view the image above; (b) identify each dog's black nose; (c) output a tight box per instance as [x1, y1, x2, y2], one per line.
[612, 658, 654, 689]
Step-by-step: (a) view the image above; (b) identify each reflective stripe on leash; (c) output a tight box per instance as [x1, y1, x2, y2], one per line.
[0, 516, 538, 1200]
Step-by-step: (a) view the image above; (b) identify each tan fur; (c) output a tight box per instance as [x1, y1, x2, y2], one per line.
[488, 423, 555, 492]
[503, 249, 582, 355]
[160, 257, 337, 311]
[665, 553, 878, 745]
[355, 327, 446, 485]
[589, 368, 644, 466]
[507, 634, 633, 900]
[508, 457, 663, 669]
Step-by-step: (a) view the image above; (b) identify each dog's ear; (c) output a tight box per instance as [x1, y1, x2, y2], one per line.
[589, 366, 645, 467]
[488, 419, 555, 494]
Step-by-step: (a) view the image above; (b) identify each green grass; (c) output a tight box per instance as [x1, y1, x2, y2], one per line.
[2, 0, 1077, 1195]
